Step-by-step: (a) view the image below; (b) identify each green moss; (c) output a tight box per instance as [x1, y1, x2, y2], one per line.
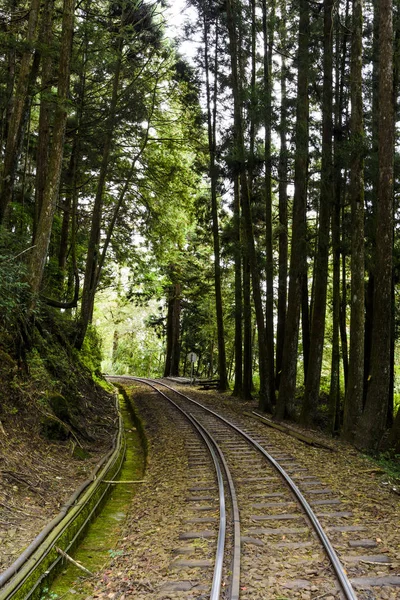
[44, 394, 146, 600]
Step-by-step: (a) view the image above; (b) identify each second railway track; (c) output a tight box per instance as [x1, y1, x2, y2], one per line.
[108, 376, 400, 600]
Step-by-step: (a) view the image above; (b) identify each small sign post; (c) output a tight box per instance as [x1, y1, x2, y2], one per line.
[188, 352, 198, 384]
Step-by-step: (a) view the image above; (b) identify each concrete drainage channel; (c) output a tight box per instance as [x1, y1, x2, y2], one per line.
[0, 389, 146, 600]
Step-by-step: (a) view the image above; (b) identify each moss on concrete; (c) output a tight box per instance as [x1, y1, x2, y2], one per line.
[43, 395, 145, 600]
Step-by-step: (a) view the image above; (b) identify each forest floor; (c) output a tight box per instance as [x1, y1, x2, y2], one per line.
[1, 377, 399, 598]
[38, 379, 400, 600]
[0, 375, 117, 571]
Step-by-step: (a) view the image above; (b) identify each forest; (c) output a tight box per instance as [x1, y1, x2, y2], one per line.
[0, 0, 399, 455]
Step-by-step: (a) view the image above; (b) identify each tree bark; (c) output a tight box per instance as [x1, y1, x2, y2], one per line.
[233, 175, 243, 396]
[355, 0, 394, 450]
[343, 0, 365, 441]
[28, 0, 75, 297]
[34, 0, 55, 236]
[276, 13, 288, 391]
[262, 0, 276, 407]
[164, 281, 181, 377]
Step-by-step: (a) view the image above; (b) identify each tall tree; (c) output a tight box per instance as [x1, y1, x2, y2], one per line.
[301, 0, 334, 425]
[276, 0, 309, 419]
[275, 4, 288, 391]
[225, 0, 273, 412]
[262, 0, 276, 405]
[203, 8, 228, 390]
[343, 0, 365, 440]
[355, 0, 394, 450]
[0, 0, 42, 223]
[28, 0, 75, 297]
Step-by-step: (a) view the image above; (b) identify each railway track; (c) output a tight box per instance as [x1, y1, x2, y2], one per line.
[112, 376, 400, 600]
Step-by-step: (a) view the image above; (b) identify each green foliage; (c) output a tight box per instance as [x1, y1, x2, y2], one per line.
[370, 452, 400, 481]
[79, 325, 103, 376]
[394, 394, 400, 416]
[0, 229, 32, 334]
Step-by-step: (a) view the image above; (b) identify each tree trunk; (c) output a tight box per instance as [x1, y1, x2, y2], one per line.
[262, 0, 276, 407]
[34, 0, 55, 236]
[355, 0, 394, 450]
[301, 0, 333, 425]
[203, 11, 228, 391]
[164, 281, 181, 377]
[75, 40, 123, 349]
[301, 270, 310, 383]
[388, 408, 400, 453]
[343, 0, 365, 441]
[226, 0, 273, 411]
[330, 7, 347, 432]
[28, 0, 75, 297]
[0, 0, 42, 223]
[243, 252, 253, 399]
[233, 175, 243, 396]
[276, 0, 309, 420]
[276, 18, 288, 391]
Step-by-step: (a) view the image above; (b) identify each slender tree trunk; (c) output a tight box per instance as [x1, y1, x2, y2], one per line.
[388, 408, 400, 453]
[203, 12, 228, 391]
[276, 0, 309, 419]
[355, 0, 394, 450]
[330, 9, 347, 432]
[363, 273, 374, 400]
[1, 1, 17, 156]
[233, 175, 243, 396]
[301, 0, 333, 425]
[75, 40, 123, 349]
[0, 0, 42, 223]
[226, 0, 273, 411]
[276, 16, 288, 391]
[34, 0, 55, 236]
[28, 0, 75, 297]
[171, 282, 181, 376]
[340, 203, 349, 390]
[301, 271, 310, 383]
[243, 252, 253, 399]
[343, 0, 365, 441]
[262, 0, 276, 406]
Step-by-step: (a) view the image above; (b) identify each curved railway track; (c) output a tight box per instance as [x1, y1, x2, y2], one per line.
[127, 376, 362, 600]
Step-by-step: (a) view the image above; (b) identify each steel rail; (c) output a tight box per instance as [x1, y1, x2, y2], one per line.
[134, 378, 227, 600]
[131, 376, 358, 600]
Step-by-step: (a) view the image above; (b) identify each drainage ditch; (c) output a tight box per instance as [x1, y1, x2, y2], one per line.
[40, 391, 145, 600]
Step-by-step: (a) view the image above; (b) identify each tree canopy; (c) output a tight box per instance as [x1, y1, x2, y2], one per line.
[0, 0, 400, 454]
